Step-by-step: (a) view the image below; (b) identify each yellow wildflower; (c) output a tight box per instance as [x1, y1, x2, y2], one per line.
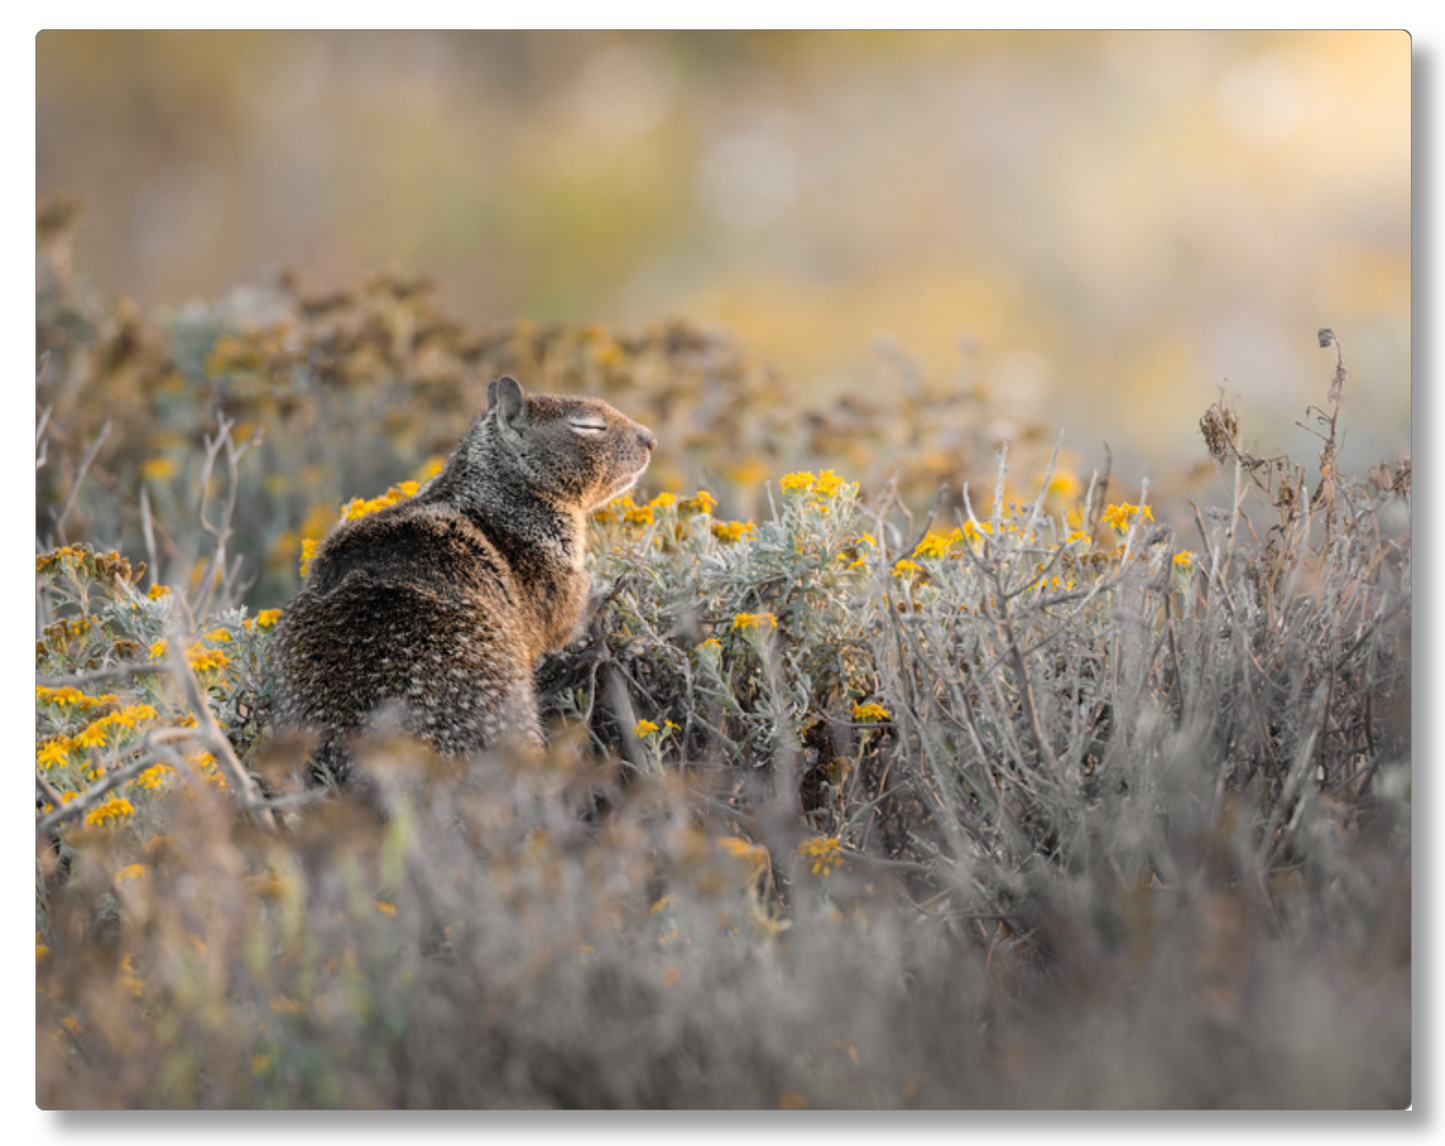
[633, 719, 660, 738]
[799, 836, 845, 876]
[85, 795, 135, 828]
[623, 501, 655, 526]
[339, 481, 420, 525]
[594, 494, 632, 524]
[1174, 551, 1195, 571]
[712, 520, 755, 544]
[914, 532, 952, 560]
[149, 638, 167, 659]
[732, 612, 777, 631]
[187, 645, 230, 673]
[203, 627, 231, 644]
[73, 722, 109, 750]
[683, 490, 718, 515]
[134, 764, 173, 790]
[650, 492, 677, 510]
[115, 864, 147, 885]
[299, 538, 322, 579]
[813, 469, 844, 497]
[779, 471, 815, 493]
[37, 739, 71, 768]
[1100, 503, 1154, 533]
[698, 638, 722, 653]
[852, 702, 890, 723]
[147, 583, 170, 600]
[893, 559, 922, 577]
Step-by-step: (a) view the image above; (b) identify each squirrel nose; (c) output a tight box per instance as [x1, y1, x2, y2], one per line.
[637, 426, 657, 452]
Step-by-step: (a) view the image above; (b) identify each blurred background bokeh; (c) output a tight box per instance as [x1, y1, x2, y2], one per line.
[37, 29, 1410, 493]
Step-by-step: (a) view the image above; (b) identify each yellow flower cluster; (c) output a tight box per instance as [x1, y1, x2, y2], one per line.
[134, 764, 174, 791]
[595, 489, 719, 527]
[712, 520, 756, 544]
[37, 703, 159, 769]
[732, 612, 778, 631]
[37, 546, 145, 588]
[633, 719, 660, 737]
[146, 583, 170, 600]
[243, 608, 282, 631]
[1100, 503, 1154, 533]
[35, 545, 87, 576]
[299, 539, 322, 579]
[799, 835, 846, 876]
[623, 499, 657, 526]
[187, 645, 231, 673]
[37, 686, 117, 711]
[895, 523, 1001, 566]
[851, 702, 890, 723]
[913, 532, 953, 560]
[340, 480, 422, 524]
[813, 470, 844, 497]
[85, 795, 135, 828]
[718, 835, 771, 874]
[1173, 551, 1196, 571]
[893, 559, 922, 578]
[779, 469, 846, 498]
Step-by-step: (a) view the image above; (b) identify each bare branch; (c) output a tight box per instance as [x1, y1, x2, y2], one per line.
[51, 420, 112, 542]
[38, 660, 172, 689]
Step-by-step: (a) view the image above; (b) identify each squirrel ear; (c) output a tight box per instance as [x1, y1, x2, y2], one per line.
[489, 376, 527, 428]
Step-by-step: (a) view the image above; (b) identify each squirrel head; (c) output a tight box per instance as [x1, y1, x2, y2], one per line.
[480, 376, 656, 512]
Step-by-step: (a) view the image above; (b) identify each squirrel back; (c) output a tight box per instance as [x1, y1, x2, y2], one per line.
[271, 376, 655, 783]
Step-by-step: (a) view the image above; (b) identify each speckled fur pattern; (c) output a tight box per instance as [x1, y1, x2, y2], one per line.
[271, 376, 655, 784]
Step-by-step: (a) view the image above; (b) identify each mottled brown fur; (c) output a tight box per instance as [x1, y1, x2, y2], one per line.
[271, 376, 655, 783]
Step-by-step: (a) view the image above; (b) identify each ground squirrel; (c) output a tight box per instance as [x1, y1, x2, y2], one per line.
[271, 376, 656, 784]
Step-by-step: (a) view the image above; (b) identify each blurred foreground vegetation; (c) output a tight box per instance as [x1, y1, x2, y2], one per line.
[36, 209, 1410, 1108]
